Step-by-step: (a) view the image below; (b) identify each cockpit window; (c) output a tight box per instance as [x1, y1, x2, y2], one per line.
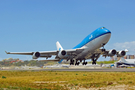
[100, 27, 106, 29]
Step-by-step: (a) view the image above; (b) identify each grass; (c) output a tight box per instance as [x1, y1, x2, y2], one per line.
[0, 71, 135, 90]
[96, 60, 117, 64]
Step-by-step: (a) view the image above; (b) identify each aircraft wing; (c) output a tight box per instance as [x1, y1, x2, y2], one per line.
[85, 48, 128, 59]
[5, 51, 57, 55]
[5, 51, 33, 55]
[93, 48, 127, 58]
[5, 48, 84, 59]
[100, 49, 128, 57]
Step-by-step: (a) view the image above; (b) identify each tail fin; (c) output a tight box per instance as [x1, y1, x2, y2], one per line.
[56, 41, 63, 51]
[118, 57, 127, 62]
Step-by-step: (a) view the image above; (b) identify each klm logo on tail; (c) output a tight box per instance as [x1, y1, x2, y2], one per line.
[59, 48, 61, 51]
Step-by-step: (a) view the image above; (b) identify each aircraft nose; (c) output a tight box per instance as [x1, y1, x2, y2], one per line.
[100, 28, 111, 45]
[104, 29, 111, 34]
[100, 27, 111, 34]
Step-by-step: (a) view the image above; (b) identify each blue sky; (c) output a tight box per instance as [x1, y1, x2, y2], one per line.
[0, 0, 135, 61]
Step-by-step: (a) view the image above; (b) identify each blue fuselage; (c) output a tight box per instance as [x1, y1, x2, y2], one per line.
[73, 27, 111, 60]
[59, 27, 111, 63]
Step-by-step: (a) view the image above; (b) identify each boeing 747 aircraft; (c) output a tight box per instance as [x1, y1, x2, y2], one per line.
[5, 27, 127, 65]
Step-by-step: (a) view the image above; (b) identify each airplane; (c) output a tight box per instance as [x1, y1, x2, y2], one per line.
[116, 57, 135, 67]
[5, 27, 127, 65]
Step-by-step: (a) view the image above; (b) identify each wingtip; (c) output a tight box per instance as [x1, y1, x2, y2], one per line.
[5, 51, 9, 54]
[5, 51, 7, 54]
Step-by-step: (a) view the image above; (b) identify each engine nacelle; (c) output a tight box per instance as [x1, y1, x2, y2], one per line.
[58, 50, 67, 59]
[32, 52, 40, 59]
[117, 50, 126, 57]
[108, 49, 116, 56]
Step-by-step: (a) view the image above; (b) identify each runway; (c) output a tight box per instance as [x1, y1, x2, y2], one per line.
[2, 68, 135, 72]
[40, 68, 135, 72]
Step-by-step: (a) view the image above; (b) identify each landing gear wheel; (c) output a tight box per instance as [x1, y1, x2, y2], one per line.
[70, 59, 75, 65]
[92, 60, 96, 65]
[85, 62, 87, 65]
[75, 60, 80, 66]
[82, 62, 87, 65]
[82, 62, 84, 65]
[102, 49, 106, 52]
[72, 60, 74, 63]
[75, 63, 78, 66]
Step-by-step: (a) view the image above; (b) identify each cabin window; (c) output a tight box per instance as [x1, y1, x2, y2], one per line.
[100, 27, 106, 29]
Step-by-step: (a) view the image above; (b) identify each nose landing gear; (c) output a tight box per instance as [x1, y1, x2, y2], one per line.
[91, 54, 100, 65]
[92, 59, 97, 65]
[101, 43, 106, 52]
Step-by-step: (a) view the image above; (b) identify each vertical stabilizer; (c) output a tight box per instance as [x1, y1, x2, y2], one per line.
[118, 57, 127, 63]
[56, 41, 63, 51]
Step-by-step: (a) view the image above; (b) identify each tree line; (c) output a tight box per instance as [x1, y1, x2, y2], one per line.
[0, 59, 49, 67]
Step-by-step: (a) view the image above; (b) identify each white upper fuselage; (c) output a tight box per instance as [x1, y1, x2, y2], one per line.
[73, 27, 111, 60]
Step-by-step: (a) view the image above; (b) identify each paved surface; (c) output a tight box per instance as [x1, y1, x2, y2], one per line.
[1, 68, 135, 72]
[41, 68, 135, 72]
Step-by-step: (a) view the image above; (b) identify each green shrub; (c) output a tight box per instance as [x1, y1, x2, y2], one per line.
[2, 76, 6, 79]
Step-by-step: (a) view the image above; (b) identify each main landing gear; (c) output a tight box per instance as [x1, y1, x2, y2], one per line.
[70, 59, 79, 65]
[82, 61, 87, 65]
[70, 59, 74, 65]
[69, 59, 87, 65]
[75, 61, 80, 66]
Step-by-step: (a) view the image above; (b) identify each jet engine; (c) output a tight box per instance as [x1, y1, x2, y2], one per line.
[108, 49, 116, 56]
[58, 50, 67, 59]
[117, 50, 126, 57]
[32, 52, 40, 59]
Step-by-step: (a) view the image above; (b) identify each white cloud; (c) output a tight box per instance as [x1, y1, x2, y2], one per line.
[113, 41, 135, 54]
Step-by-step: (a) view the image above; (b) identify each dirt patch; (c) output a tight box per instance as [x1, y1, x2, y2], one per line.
[70, 85, 135, 90]
[34, 81, 135, 90]
[34, 81, 67, 84]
